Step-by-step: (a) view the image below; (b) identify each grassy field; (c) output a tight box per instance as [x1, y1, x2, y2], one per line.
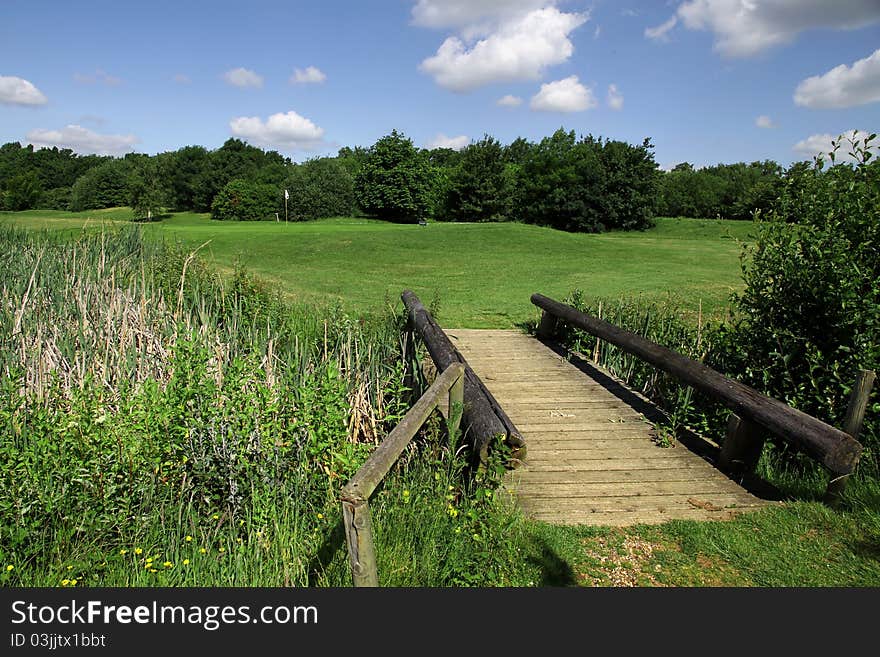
[0, 210, 753, 327]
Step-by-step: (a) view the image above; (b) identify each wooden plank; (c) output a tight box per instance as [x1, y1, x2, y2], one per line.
[508, 468, 731, 484]
[513, 479, 750, 498]
[524, 508, 751, 526]
[518, 457, 715, 472]
[516, 492, 763, 513]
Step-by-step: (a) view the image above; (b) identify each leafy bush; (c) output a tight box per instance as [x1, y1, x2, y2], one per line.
[712, 133, 880, 470]
[210, 179, 278, 221]
[282, 157, 356, 220]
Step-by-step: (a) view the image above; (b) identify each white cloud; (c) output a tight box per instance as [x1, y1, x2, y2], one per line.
[655, 0, 880, 57]
[172, 73, 191, 84]
[26, 125, 138, 156]
[607, 83, 624, 110]
[411, 1, 551, 30]
[419, 7, 587, 92]
[290, 66, 327, 84]
[496, 94, 523, 107]
[0, 76, 48, 106]
[793, 129, 879, 162]
[530, 76, 597, 112]
[425, 133, 470, 150]
[223, 67, 263, 89]
[755, 115, 775, 128]
[74, 69, 122, 86]
[229, 110, 325, 150]
[645, 15, 677, 42]
[794, 48, 880, 109]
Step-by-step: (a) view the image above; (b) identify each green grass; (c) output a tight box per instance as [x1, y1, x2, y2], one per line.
[0, 210, 753, 327]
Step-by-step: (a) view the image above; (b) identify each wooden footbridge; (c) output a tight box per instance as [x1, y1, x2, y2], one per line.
[448, 328, 768, 525]
[340, 291, 869, 584]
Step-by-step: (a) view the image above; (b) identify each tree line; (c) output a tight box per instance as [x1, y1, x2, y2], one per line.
[0, 129, 837, 230]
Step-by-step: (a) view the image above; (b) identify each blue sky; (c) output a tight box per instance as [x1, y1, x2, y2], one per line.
[1, 1, 878, 168]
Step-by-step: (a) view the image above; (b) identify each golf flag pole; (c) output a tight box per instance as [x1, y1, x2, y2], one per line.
[284, 189, 289, 223]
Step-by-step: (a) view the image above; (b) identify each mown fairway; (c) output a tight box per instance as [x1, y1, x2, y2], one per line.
[0, 210, 752, 327]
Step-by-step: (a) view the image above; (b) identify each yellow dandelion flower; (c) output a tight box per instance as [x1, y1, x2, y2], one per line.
[134, 548, 143, 555]
[66, 565, 73, 571]
[163, 561, 173, 568]
[69, 579, 77, 586]
[236, 538, 242, 544]
[185, 536, 193, 542]
[61, 579, 70, 586]
[183, 559, 190, 566]
[119, 549, 128, 555]
[6, 565, 13, 572]
[212, 514, 219, 520]
[316, 513, 324, 519]
[218, 547, 225, 553]
[199, 548, 207, 554]
[149, 569, 157, 573]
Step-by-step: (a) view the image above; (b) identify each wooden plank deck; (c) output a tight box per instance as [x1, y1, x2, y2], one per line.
[446, 329, 771, 526]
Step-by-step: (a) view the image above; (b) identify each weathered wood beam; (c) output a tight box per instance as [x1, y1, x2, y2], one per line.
[531, 293, 862, 476]
[825, 369, 875, 503]
[402, 290, 526, 465]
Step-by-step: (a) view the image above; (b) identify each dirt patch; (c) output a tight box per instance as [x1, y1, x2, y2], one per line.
[578, 534, 669, 587]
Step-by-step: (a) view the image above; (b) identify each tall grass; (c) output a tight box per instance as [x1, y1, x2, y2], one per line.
[0, 225, 524, 587]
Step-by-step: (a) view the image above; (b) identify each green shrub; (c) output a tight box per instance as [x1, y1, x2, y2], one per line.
[210, 179, 277, 221]
[713, 133, 879, 471]
[282, 157, 356, 220]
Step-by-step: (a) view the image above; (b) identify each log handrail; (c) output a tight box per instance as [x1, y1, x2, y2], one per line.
[340, 362, 465, 587]
[530, 293, 863, 481]
[401, 290, 526, 465]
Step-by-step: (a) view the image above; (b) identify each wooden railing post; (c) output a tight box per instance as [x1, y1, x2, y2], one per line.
[825, 369, 876, 504]
[718, 413, 765, 477]
[448, 368, 464, 438]
[342, 497, 378, 587]
[537, 310, 558, 339]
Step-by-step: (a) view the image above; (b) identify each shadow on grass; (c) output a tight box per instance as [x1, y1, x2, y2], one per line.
[525, 537, 578, 586]
[307, 519, 346, 586]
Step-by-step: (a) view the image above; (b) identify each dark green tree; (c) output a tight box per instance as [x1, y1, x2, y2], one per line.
[354, 130, 434, 222]
[69, 160, 132, 211]
[443, 135, 508, 222]
[129, 158, 168, 220]
[282, 157, 356, 220]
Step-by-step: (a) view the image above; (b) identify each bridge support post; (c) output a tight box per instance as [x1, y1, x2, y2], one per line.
[718, 413, 765, 478]
[825, 369, 875, 505]
[537, 310, 558, 339]
[342, 497, 378, 587]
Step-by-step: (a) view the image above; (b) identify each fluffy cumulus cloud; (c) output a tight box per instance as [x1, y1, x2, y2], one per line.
[411, 0, 551, 31]
[290, 66, 327, 84]
[607, 83, 624, 110]
[793, 129, 879, 162]
[223, 67, 263, 88]
[496, 94, 523, 107]
[648, 0, 880, 57]
[794, 48, 880, 109]
[26, 125, 138, 156]
[419, 6, 587, 92]
[755, 115, 775, 128]
[0, 76, 48, 106]
[229, 111, 325, 150]
[530, 76, 596, 112]
[425, 133, 470, 150]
